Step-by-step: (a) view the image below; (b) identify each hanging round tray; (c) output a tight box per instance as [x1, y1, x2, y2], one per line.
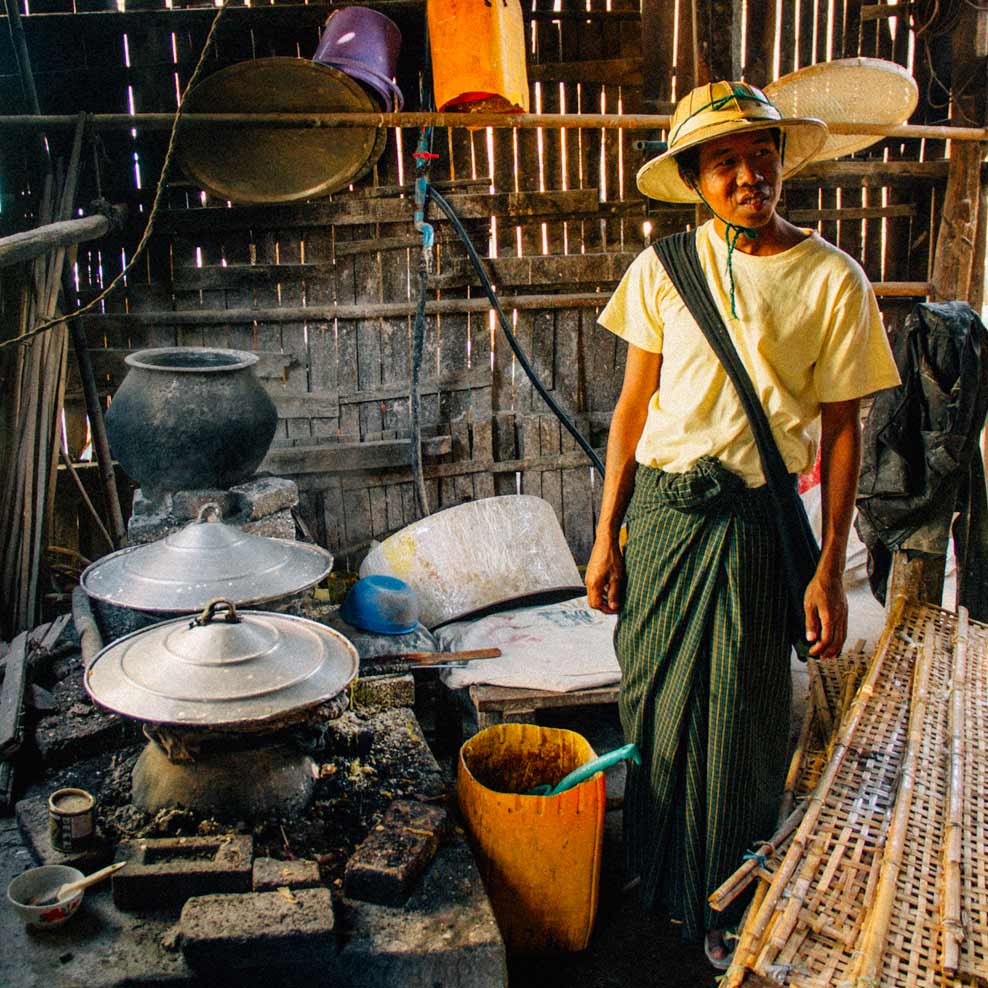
[178, 57, 387, 204]
[765, 58, 918, 163]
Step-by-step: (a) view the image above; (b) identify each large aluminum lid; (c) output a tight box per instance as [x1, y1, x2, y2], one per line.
[81, 512, 333, 613]
[85, 600, 359, 728]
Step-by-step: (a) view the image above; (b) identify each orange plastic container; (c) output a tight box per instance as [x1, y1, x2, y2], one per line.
[427, 0, 530, 113]
[457, 724, 606, 952]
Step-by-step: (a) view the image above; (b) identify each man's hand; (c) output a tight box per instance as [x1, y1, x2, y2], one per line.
[586, 534, 625, 614]
[803, 566, 848, 659]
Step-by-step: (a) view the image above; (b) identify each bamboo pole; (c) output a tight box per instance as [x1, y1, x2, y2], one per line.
[806, 655, 834, 739]
[0, 112, 986, 141]
[74, 281, 932, 333]
[708, 802, 808, 912]
[941, 606, 969, 975]
[724, 596, 908, 988]
[849, 630, 937, 984]
[0, 213, 113, 269]
[754, 839, 828, 971]
[778, 700, 816, 825]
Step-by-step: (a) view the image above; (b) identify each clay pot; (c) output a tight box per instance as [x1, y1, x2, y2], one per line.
[105, 348, 278, 497]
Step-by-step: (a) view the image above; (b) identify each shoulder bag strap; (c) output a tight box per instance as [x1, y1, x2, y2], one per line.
[653, 230, 820, 655]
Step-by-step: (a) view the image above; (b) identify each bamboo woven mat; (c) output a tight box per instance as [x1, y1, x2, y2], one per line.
[726, 600, 955, 987]
[949, 616, 988, 985]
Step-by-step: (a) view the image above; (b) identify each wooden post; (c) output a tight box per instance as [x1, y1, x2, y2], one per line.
[931, 3, 988, 302]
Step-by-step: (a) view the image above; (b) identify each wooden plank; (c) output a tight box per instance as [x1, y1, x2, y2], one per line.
[527, 58, 643, 86]
[539, 415, 563, 521]
[641, 0, 678, 103]
[261, 435, 452, 476]
[158, 189, 601, 235]
[272, 392, 340, 420]
[561, 422, 595, 566]
[0, 633, 29, 757]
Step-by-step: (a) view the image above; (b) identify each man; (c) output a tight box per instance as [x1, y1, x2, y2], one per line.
[584, 81, 900, 968]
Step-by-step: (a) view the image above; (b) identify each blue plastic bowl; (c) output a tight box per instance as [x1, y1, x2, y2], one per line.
[340, 575, 420, 635]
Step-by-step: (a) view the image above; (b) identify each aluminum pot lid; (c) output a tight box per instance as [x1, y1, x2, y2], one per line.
[81, 511, 333, 613]
[85, 600, 359, 728]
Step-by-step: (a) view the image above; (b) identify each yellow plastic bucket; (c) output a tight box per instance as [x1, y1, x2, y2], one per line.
[457, 724, 605, 952]
[426, 0, 530, 113]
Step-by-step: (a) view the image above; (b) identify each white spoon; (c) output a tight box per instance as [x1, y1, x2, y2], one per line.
[30, 861, 126, 906]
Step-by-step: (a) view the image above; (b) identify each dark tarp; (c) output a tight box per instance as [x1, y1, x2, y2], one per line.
[855, 301, 988, 620]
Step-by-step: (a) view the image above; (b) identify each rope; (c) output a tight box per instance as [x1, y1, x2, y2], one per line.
[741, 850, 769, 869]
[0, 0, 229, 354]
[688, 180, 759, 320]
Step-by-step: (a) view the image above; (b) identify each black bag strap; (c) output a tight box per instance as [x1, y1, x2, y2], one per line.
[653, 230, 820, 652]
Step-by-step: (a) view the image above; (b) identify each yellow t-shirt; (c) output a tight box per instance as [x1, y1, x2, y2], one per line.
[597, 220, 901, 486]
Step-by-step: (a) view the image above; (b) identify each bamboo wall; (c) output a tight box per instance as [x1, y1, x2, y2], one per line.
[0, 0, 979, 573]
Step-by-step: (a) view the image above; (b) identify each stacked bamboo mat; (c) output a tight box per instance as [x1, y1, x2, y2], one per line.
[715, 599, 988, 988]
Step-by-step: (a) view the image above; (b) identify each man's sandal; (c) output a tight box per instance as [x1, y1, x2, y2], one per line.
[704, 931, 734, 972]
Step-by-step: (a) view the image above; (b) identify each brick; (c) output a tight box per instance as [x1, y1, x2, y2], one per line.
[229, 475, 299, 521]
[252, 857, 322, 892]
[131, 488, 172, 518]
[352, 674, 415, 711]
[180, 888, 334, 971]
[170, 490, 237, 521]
[242, 508, 295, 539]
[321, 710, 374, 756]
[344, 800, 447, 905]
[113, 835, 253, 911]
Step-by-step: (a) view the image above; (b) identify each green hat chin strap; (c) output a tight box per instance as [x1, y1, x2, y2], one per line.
[688, 180, 758, 320]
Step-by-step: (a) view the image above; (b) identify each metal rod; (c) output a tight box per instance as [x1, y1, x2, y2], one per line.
[0, 112, 987, 141]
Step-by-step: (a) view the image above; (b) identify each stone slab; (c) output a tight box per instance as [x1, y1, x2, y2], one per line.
[344, 800, 447, 905]
[336, 835, 507, 988]
[321, 710, 374, 756]
[229, 476, 299, 521]
[1, 820, 505, 988]
[252, 857, 322, 892]
[34, 674, 141, 770]
[352, 673, 415, 711]
[242, 508, 295, 540]
[180, 888, 334, 971]
[113, 835, 253, 912]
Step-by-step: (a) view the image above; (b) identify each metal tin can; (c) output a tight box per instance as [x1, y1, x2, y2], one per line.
[48, 788, 95, 852]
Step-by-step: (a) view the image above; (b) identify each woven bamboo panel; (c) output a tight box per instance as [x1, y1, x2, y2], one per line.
[870, 615, 952, 988]
[731, 603, 988, 988]
[728, 601, 942, 986]
[953, 620, 988, 984]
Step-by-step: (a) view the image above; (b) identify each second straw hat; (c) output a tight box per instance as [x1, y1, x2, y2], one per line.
[636, 81, 828, 203]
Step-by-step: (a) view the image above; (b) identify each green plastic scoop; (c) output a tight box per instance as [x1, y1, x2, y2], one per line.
[526, 743, 641, 797]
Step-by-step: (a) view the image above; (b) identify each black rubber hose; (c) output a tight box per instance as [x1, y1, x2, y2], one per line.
[427, 186, 605, 478]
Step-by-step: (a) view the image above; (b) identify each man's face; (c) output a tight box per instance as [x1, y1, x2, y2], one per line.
[694, 129, 783, 229]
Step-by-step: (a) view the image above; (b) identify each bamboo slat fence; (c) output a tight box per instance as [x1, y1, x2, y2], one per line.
[0, 0, 984, 633]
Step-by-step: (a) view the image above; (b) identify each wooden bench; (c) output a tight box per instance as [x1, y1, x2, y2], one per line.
[442, 682, 622, 740]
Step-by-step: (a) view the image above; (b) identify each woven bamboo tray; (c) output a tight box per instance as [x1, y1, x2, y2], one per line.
[727, 601, 988, 988]
[726, 600, 944, 986]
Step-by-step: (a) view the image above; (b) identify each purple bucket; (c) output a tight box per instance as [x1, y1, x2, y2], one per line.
[313, 7, 404, 111]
